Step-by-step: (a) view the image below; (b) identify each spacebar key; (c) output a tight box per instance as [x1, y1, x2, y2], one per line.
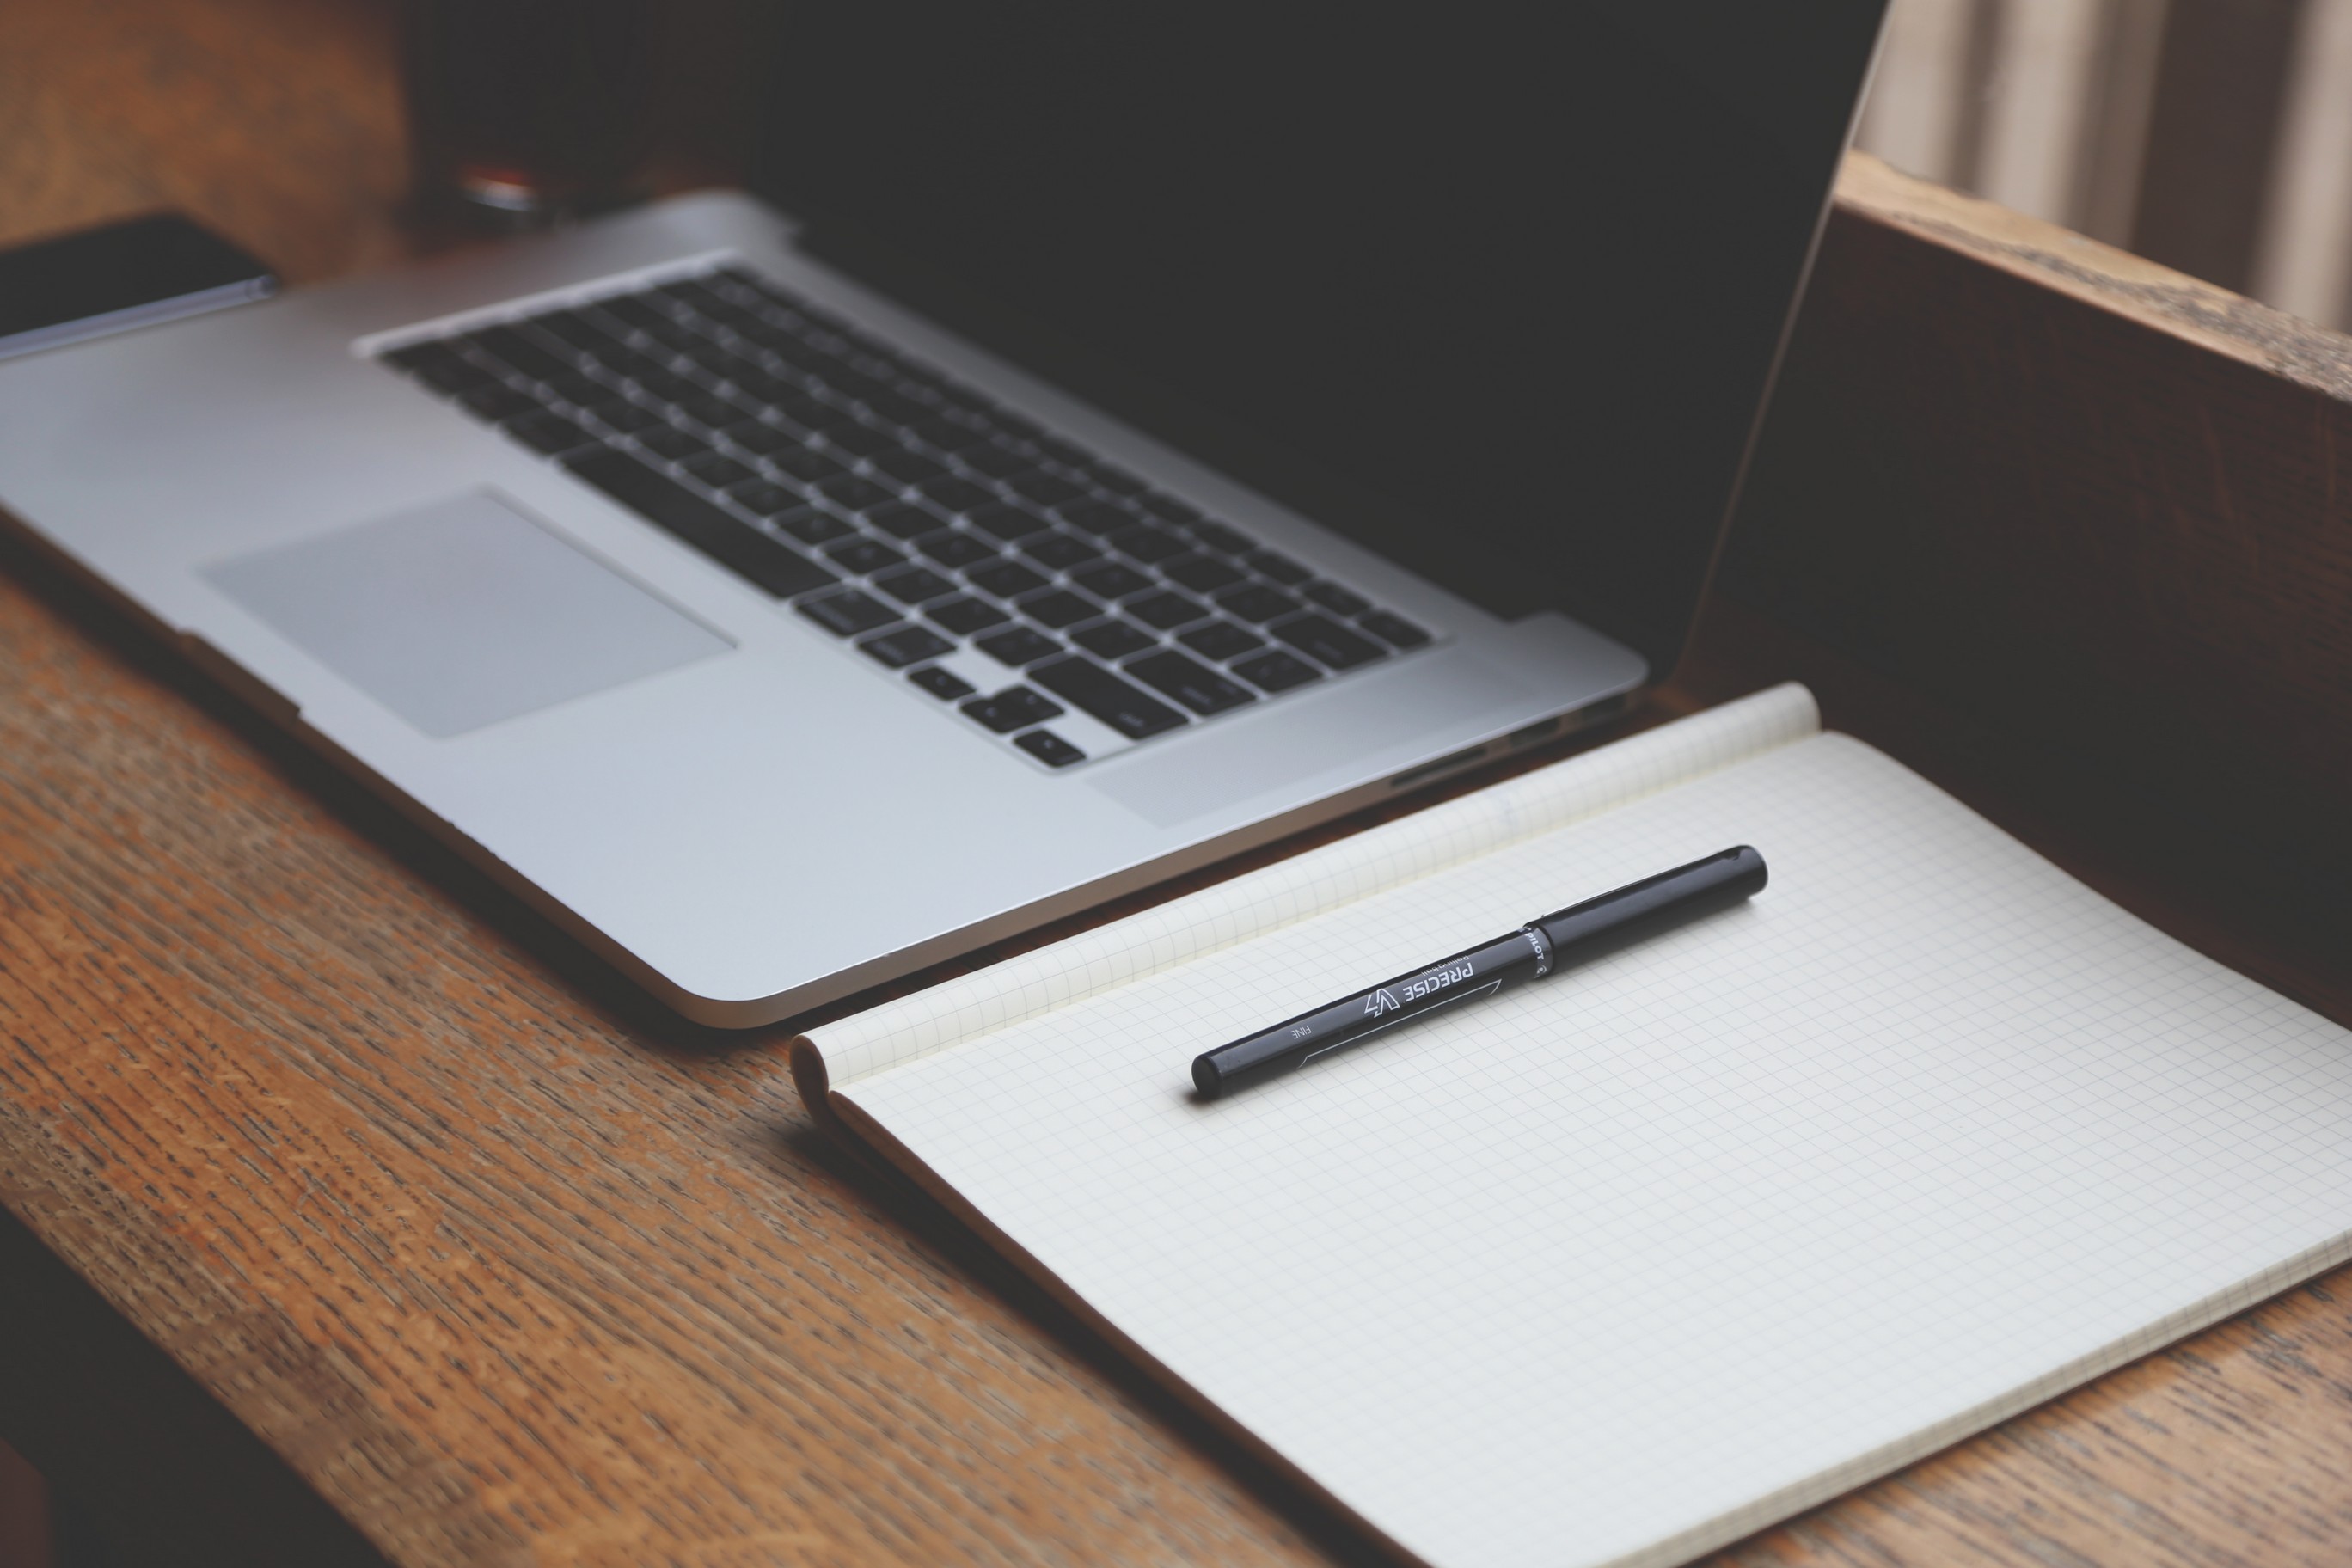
[1030, 656, 1188, 739]
[565, 448, 836, 598]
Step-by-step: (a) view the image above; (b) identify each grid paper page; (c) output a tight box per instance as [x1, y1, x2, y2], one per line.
[842, 733, 2352, 1568]
[809, 683, 1818, 1087]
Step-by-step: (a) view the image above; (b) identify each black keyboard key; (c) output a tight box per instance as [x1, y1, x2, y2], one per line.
[873, 566, 959, 605]
[600, 295, 675, 334]
[961, 686, 1065, 733]
[1186, 518, 1254, 554]
[910, 665, 976, 701]
[984, 407, 1045, 443]
[778, 509, 857, 545]
[727, 368, 803, 407]
[1030, 435, 1091, 469]
[1014, 729, 1086, 768]
[1302, 580, 1372, 617]
[958, 443, 1032, 479]
[857, 392, 931, 431]
[386, 342, 485, 389]
[868, 501, 945, 541]
[719, 419, 802, 457]
[1016, 589, 1102, 629]
[921, 476, 999, 516]
[1179, 621, 1265, 661]
[1233, 649, 1323, 693]
[823, 368, 898, 412]
[653, 278, 729, 315]
[1080, 462, 1148, 496]
[525, 309, 617, 357]
[567, 449, 838, 598]
[769, 395, 844, 435]
[1358, 609, 1433, 649]
[909, 416, 991, 453]
[796, 589, 899, 636]
[1136, 492, 1202, 524]
[820, 423, 897, 460]
[1125, 590, 1210, 630]
[540, 372, 606, 407]
[975, 625, 1063, 666]
[635, 425, 709, 462]
[770, 447, 849, 487]
[967, 560, 1049, 598]
[500, 411, 595, 456]
[629, 368, 700, 404]
[1059, 499, 1136, 536]
[467, 326, 573, 384]
[966, 502, 1055, 542]
[1107, 524, 1190, 563]
[682, 452, 756, 492]
[1006, 470, 1086, 508]
[457, 383, 538, 421]
[869, 449, 948, 487]
[817, 475, 897, 512]
[1162, 554, 1246, 593]
[1216, 585, 1302, 623]
[1023, 532, 1102, 572]
[727, 480, 805, 517]
[585, 398, 664, 434]
[1029, 656, 1188, 739]
[918, 530, 999, 569]
[928, 596, 1011, 635]
[859, 624, 956, 668]
[1270, 612, 1388, 670]
[1124, 650, 1258, 716]
[1069, 561, 1155, 601]
[1071, 619, 1158, 660]
[675, 393, 743, 430]
[825, 537, 905, 575]
[1244, 548, 1313, 586]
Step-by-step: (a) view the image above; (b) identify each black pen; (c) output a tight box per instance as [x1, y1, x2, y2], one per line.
[1190, 846, 1767, 1099]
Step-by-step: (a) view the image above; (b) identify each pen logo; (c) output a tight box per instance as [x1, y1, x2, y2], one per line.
[1363, 988, 1401, 1019]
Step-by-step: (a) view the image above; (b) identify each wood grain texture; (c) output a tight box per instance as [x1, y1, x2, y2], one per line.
[3, 4, 2351, 1565]
[0, 548, 1351, 1568]
[1724, 154, 2352, 992]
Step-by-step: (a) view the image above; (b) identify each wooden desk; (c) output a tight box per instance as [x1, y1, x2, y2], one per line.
[4, 3, 2349, 1564]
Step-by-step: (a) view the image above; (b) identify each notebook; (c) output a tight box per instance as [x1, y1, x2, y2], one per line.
[788, 683, 2352, 1568]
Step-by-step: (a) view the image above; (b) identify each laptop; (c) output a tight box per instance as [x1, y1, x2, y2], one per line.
[0, 3, 1887, 1026]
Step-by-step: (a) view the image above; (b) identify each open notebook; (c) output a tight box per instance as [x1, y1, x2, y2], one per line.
[790, 684, 2352, 1568]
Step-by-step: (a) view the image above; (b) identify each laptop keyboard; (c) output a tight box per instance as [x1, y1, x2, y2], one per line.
[375, 264, 1433, 769]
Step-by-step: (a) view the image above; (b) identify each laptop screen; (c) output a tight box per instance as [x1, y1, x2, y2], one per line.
[754, 4, 1886, 678]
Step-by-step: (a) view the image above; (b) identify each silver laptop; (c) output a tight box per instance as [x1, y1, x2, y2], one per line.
[0, 5, 1886, 1025]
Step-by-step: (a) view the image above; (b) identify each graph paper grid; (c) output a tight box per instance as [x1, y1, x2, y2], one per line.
[841, 732, 2352, 1568]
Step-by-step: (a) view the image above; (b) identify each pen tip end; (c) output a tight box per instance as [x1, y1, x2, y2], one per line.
[1191, 1057, 1222, 1099]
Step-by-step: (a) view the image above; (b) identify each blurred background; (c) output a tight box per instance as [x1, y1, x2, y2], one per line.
[1856, 0, 2352, 328]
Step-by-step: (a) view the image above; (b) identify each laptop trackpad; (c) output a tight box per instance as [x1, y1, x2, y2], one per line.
[205, 490, 732, 738]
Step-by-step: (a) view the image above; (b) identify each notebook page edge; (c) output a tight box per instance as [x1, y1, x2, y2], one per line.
[825, 1089, 1445, 1568]
[1611, 1225, 2352, 1568]
[798, 682, 1820, 1097]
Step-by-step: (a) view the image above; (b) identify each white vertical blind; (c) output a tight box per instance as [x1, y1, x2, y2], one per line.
[1857, 0, 1981, 185]
[2252, 0, 2352, 326]
[1857, 0, 2352, 328]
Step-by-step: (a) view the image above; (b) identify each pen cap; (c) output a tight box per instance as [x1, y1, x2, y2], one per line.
[1531, 845, 1767, 965]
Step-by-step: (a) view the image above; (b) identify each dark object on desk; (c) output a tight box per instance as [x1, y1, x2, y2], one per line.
[401, 0, 659, 224]
[0, 212, 273, 363]
[1191, 845, 1767, 1098]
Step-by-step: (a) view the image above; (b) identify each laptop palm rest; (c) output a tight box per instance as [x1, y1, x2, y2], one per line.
[1092, 646, 1537, 828]
[204, 489, 732, 738]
